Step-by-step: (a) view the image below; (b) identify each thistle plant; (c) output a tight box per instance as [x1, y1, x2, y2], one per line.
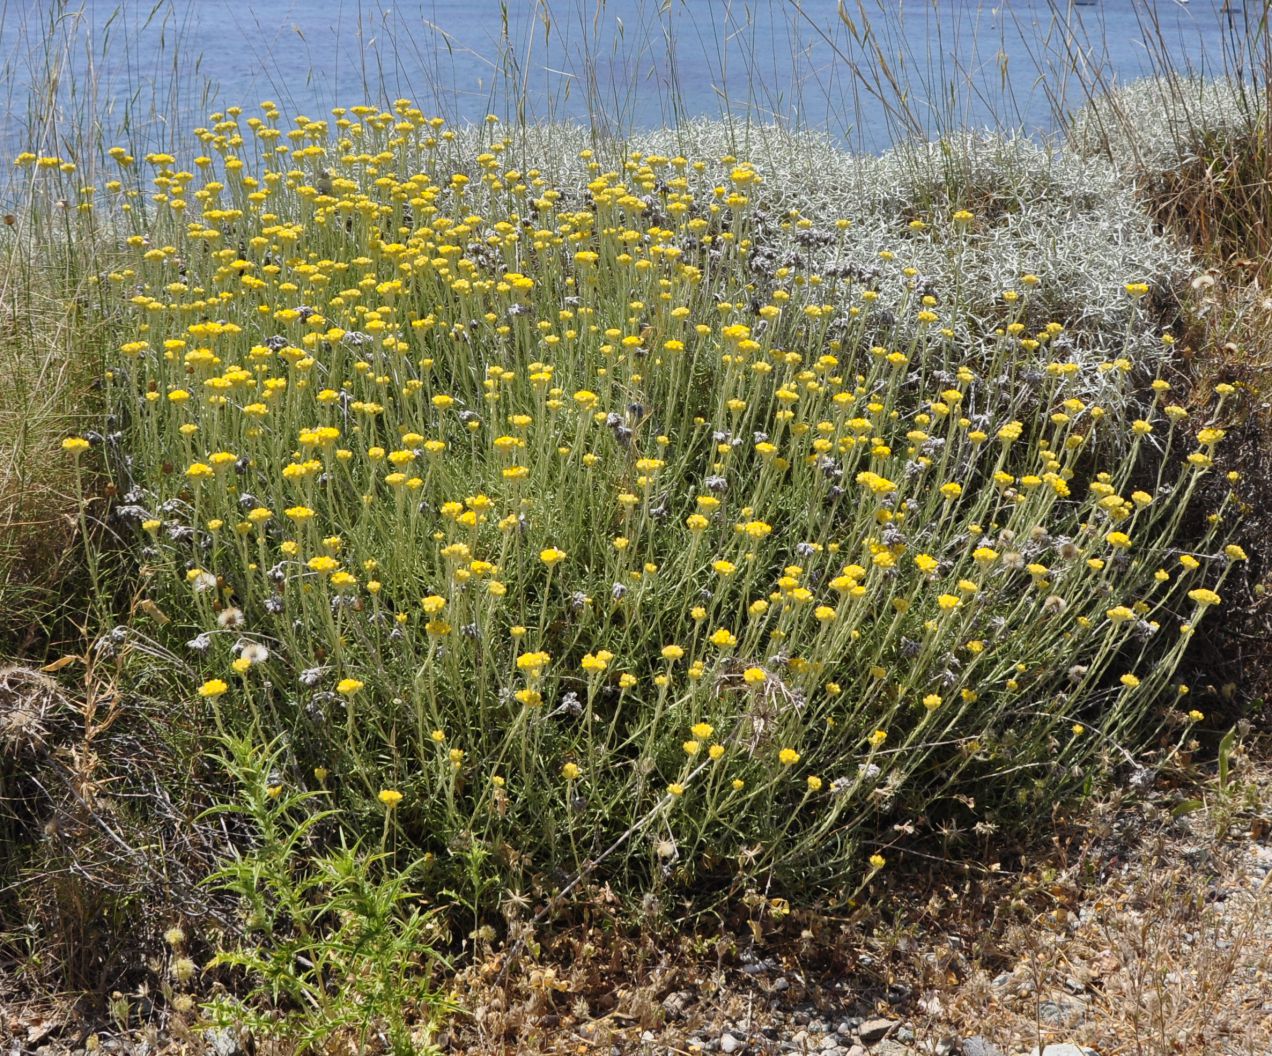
[201, 736, 450, 1055]
[39, 101, 1244, 907]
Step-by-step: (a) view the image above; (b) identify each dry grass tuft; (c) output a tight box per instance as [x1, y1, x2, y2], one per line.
[0, 259, 108, 654]
[0, 651, 225, 1002]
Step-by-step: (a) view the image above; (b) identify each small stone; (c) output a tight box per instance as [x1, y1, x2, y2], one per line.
[820, 1038, 841, 1052]
[846, 1048, 866, 1056]
[204, 1031, 243, 1056]
[857, 1019, 899, 1044]
[721, 1034, 743, 1054]
[1037, 997, 1086, 1028]
[960, 1038, 1005, 1056]
[837, 1022, 856, 1038]
[1030, 1045, 1095, 1056]
[663, 991, 693, 1018]
[772, 977, 790, 992]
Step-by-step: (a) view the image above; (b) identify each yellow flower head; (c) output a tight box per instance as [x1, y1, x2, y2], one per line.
[516, 650, 551, 674]
[1187, 588, 1221, 607]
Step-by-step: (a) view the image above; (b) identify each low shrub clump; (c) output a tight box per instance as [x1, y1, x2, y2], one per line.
[24, 102, 1245, 917]
[1069, 77, 1272, 272]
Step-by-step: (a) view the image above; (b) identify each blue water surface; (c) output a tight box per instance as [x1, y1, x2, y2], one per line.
[0, 0, 1256, 157]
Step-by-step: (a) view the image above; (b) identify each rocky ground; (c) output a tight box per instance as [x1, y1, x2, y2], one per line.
[4, 751, 1270, 1056]
[431, 744, 1271, 1056]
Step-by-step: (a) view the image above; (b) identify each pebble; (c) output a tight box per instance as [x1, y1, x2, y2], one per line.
[960, 1037, 1005, 1056]
[857, 1018, 900, 1043]
[663, 991, 693, 1018]
[1030, 1045, 1096, 1056]
[1037, 996, 1087, 1028]
[204, 1031, 244, 1056]
[720, 1034, 743, 1054]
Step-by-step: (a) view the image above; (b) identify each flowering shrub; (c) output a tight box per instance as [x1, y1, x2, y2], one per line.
[39, 102, 1243, 904]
